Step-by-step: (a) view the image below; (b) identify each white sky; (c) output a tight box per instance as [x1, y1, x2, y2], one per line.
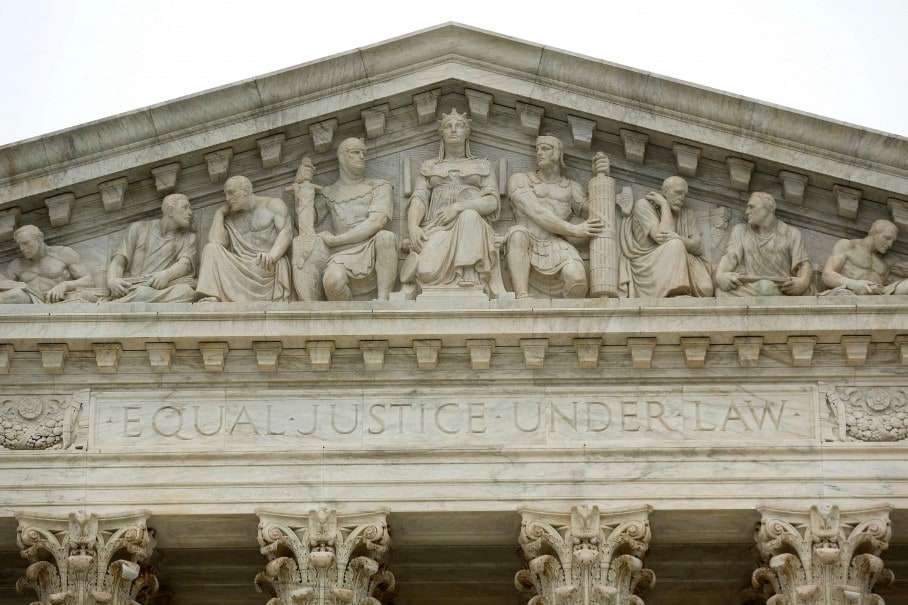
[0, 0, 905, 146]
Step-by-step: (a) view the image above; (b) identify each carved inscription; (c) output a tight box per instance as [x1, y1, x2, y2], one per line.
[93, 386, 816, 451]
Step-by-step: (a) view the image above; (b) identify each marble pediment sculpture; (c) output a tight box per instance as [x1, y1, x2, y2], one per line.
[821, 219, 908, 295]
[715, 192, 813, 297]
[0, 26, 904, 308]
[0, 225, 95, 303]
[290, 138, 398, 301]
[196, 175, 293, 303]
[505, 135, 606, 299]
[106, 193, 198, 303]
[400, 108, 508, 300]
[618, 175, 713, 298]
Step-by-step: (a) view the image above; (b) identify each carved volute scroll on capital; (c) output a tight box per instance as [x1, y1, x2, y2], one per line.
[827, 387, 908, 442]
[515, 505, 654, 605]
[753, 505, 894, 605]
[15, 511, 158, 605]
[0, 395, 82, 450]
[255, 508, 395, 605]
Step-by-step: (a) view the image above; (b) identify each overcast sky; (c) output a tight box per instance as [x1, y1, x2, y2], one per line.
[0, 0, 905, 147]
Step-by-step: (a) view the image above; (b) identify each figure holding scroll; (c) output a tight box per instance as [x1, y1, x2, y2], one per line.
[505, 136, 603, 298]
[715, 192, 812, 297]
[618, 175, 713, 297]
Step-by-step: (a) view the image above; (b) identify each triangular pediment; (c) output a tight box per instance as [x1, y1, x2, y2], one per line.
[1, 23, 906, 276]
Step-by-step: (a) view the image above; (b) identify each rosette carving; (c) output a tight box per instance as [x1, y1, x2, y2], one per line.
[515, 505, 654, 605]
[255, 508, 395, 605]
[753, 505, 894, 605]
[827, 387, 908, 442]
[0, 395, 82, 450]
[15, 511, 158, 605]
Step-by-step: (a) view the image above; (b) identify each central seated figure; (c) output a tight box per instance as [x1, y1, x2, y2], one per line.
[400, 108, 506, 299]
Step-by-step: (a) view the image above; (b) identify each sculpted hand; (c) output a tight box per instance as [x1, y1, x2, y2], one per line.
[148, 270, 170, 289]
[258, 252, 277, 271]
[409, 225, 427, 254]
[652, 231, 679, 245]
[46, 282, 68, 303]
[293, 181, 320, 200]
[572, 218, 604, 239]
[781, 276, 809, 295]
[845, 278, 881, 295]
[646, 192, 670, 208]
[716, 272, 742, 292]
[439, 203, 462, 225]
[591, 154, 610, 175]
[319, 232, 338, 248]
[108, 277, 131, 298]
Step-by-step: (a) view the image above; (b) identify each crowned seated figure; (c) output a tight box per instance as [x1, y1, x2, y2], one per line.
[400, 108, 506, 299]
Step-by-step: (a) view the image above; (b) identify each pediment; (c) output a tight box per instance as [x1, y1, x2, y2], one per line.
[0, 23, 907, 279]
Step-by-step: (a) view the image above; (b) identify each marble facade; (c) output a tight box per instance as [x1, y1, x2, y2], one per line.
[0, 23, 907, 605]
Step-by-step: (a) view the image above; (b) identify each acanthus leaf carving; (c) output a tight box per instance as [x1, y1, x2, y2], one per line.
[515, 505, 654, 605]
[827, 386, 908, 442]
[0, 394, 83, 450]
[753, 505, 894, 605]
[256, 508, 395, 605]
[15, 510, 158, 605]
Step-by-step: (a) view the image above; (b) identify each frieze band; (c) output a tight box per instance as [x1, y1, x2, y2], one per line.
[3, 110, 906, 305]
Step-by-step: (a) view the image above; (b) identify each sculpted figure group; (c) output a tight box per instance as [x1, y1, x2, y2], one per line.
[2, 108, 906, 305]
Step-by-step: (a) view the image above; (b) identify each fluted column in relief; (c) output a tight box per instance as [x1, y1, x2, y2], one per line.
[15, 510, 158, 605]
[255, 507, 395, 605]
[515, 505, 654, 605]
[753, 504, 894, 605]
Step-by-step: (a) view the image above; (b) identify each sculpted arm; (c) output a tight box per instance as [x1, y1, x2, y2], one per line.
[407, 173, 429, 253]
[268, 200, 292, 262]
[326, 183, 391, 248]
[46, 248, 93, 302]
[822, 240, 862, 291]
[508, 175, 578, 238]
[208, 206, 229, 248]
[464, 168, 500, 217]
[715, 226, 744, 291]
[0, 260, 28, 290]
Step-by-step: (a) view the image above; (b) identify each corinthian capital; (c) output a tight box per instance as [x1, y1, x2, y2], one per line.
[255, 508, 395, 605]
[515, 505, 654, 605]
[753, 504, 894, 605]
[15, 510, 158, 605]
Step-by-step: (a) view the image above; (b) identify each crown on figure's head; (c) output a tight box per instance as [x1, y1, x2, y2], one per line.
[439, 107, 471, 127]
